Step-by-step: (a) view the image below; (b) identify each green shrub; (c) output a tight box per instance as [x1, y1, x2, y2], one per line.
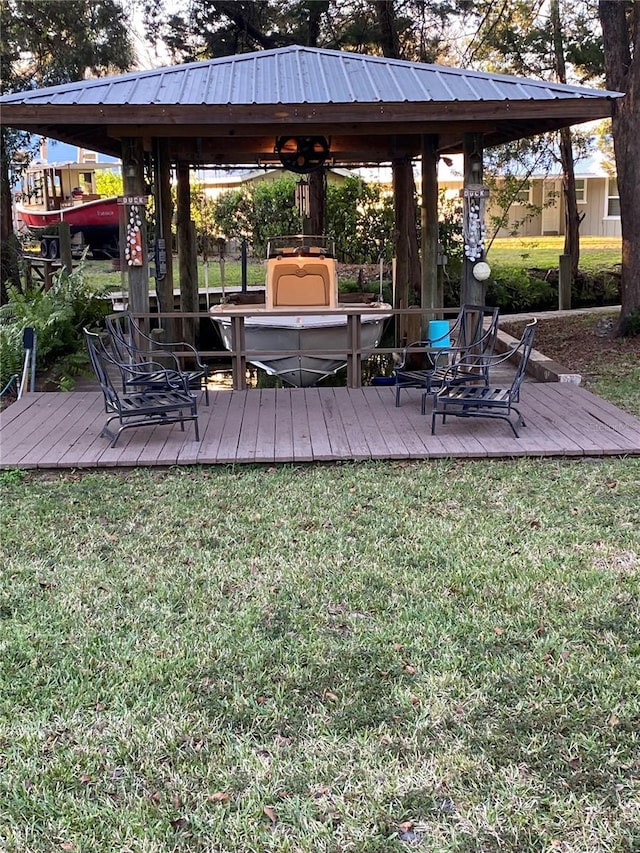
[486, 266, 556, 312]
[0, 322, 24, 390]
[0, 260, 111, 390]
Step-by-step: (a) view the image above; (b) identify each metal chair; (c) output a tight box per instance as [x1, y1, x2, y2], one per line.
[430, 319, 537, 438]
[393, 305, 500, 407]
[84, 328, 199, 448]
[105, 311, 210, 404]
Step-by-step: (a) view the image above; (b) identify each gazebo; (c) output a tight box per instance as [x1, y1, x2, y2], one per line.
[1, 45, 621, 324]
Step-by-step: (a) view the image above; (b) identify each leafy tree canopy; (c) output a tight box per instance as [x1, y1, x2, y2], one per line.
[0, 0, 134, 93]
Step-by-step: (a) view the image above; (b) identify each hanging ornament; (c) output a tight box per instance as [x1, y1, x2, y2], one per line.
[462, 185, 489, 262]
[124, 203, 143, 266]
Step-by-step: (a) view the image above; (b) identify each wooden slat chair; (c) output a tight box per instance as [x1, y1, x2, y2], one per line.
[84, 328, 200, 448]
[105, 311, 210, 404]
[393, 305, 500, 407]
[429, 319, 537, 438]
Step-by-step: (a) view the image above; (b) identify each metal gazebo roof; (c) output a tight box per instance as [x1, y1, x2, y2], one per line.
[0, 45, 622, 165]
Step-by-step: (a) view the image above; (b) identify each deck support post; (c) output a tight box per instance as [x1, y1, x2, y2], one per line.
[154, 137, 176, 342]
[176, 161, 198, 347]
[121, 137, 150, 320]
[421, 134, 440, 326]
[346, 313, 362, 389]
[461, 132, 487, 308]
[230, 315, 247, 390]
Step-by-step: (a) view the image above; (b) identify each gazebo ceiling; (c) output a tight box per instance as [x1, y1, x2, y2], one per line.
[1, 45, 622, 165]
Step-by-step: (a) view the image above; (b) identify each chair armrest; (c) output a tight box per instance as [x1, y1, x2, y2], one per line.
[440, 344, 521, 382]
[118, 360, 190, 392]
[135, 329, 206, 368]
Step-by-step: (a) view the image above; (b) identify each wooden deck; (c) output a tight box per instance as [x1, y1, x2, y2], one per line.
[2, 383, 640, 469]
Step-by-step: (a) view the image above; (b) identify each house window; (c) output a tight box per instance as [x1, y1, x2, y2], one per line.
[513, 181, 531, 205]
[575, 178, 586, 204]
[607, 177, 620, 217]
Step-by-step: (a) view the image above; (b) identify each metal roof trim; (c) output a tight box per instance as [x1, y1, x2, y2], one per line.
[0, 45, 623, 108]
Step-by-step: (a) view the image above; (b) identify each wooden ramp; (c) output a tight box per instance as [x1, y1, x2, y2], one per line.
[2, 385, 640, 470]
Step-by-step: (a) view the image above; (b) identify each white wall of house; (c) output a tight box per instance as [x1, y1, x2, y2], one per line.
[486, 176, 621, 239]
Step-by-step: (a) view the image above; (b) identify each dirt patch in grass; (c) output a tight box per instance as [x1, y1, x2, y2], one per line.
[501, 311, 640, 378]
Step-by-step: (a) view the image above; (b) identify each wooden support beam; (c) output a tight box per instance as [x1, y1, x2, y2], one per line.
[121, 137, 150, 317]
[461, 132, 486, 307]
[176, 161, 198, 347]
[154, 137, 176, 342]
[421, 134, 440, 318]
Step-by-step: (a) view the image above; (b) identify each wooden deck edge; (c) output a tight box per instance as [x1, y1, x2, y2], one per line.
[495, 329, 582, 385]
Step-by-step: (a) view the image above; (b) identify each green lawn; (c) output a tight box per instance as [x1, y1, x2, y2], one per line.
[487, 236, 621, 273]
[83, 236, 623, 296]
[2, 458, 639, 853]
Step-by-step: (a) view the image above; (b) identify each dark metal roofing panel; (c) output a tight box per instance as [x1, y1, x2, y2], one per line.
[0, 45, 621, 108]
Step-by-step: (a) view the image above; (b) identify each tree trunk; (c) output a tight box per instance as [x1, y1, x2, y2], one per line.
[559, 126, 580, 281]
[550, 0, 580, 281]
[375, 0, 421, 317]
[599, 1, 640, 335]
[393, 157, 421, 308]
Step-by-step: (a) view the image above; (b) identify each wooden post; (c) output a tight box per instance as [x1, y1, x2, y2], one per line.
[308, 169, 325, 236]
[421, 134, 440, 327]
[58, 222, 73, 272]
[176, 161, 198, 346]
[154, 137, 176, 342]
[393, 156, 420, 342]
[559, 254, 572, 310]
[461, 133, 486, 307]
[121, 137, 150, 319]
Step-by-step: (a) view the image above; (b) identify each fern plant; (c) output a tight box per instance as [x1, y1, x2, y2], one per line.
[0, 259, 111, 390]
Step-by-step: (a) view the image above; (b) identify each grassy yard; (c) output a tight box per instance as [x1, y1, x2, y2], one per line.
[487, 236, 621, 274]
[3, 238, 638, 851]
[1, 457, 639, 853]
[81, 236, 622, 295]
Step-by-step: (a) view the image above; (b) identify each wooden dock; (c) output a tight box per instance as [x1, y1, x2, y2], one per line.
[1, 384, 640, 469]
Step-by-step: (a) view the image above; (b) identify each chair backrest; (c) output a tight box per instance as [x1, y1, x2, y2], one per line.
[84, 328, 122, 407]
[105, 312, 134, 361]
[509, 319, 537, 400]
[105, 311, 155, 363]
[456, 305, 500, 353]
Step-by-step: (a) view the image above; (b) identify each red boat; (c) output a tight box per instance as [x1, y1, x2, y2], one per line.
[15, 161, 121, 259]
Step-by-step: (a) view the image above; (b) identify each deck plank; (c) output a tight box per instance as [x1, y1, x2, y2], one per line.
[235, 388, 263, 463]
[330, 388, 379, 459]
[274, 390, 295, 463]
[2, 384, 640, 470]
[305, 389, 334, 461]
[531, 384, 628, 454]
[18, 392, 103, 468]
[315, 388, 352, 459]
[216, 391, 248, 463]
[253, 390, 277, 464]
[290, 389, 314, 462]
[186, 390, 231, 464]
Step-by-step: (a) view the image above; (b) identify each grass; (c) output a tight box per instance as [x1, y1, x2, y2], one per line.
[84, 257, 268, 294]
[487, 236, 621, 274]
[82, 236, 623, 296]
[2, 459, 640, 852]
[5, 236, 636, 851]
[502, 312, 640, 416]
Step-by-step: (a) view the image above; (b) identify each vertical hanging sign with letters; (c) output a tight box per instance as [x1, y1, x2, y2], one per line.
[117, 195, 149, 267]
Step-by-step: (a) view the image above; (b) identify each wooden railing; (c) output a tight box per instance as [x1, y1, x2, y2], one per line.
[132, 307, 463, 390]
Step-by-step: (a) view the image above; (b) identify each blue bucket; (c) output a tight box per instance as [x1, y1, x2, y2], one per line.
[428, 319, 451, 348]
